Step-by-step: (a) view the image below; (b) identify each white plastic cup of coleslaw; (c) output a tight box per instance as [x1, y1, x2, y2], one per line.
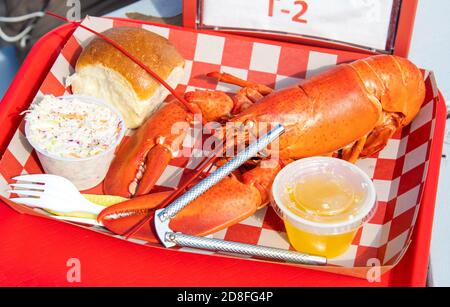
[24, 95, 126, 190]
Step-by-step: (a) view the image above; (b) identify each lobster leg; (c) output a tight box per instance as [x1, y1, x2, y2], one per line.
[207, 72, 272, 94]
[342, 112, 403, 162]
[184, 90, 234, 122]
[207, 72, 273, 113]
[341, 136, 368, 163]
[361, 113, 403, 157]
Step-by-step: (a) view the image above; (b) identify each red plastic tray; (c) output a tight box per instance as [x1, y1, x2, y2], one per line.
[0, 19, 446, 286]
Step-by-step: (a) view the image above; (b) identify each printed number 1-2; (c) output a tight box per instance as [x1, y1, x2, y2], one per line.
[293, 1, 308, 24]
[268, 0, 275, 17]
[268, 0, 309, 24]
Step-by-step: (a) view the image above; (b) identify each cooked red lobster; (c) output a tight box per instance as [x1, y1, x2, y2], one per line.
[98, 55, 425, 242]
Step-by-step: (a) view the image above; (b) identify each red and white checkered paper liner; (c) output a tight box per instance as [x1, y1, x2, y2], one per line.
[0, 16, 440, 269]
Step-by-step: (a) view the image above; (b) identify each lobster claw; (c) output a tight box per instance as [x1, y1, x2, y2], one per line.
[103, 102, 192, 198]
[97, 191, 171, 242]
[135, 144, 172, 196]
[98, 176, 265, 242]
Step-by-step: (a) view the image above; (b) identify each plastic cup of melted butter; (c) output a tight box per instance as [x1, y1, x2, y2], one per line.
[271, 157, 377, 258]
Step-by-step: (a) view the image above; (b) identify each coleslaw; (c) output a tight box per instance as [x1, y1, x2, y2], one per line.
[25, 95, 123, 159]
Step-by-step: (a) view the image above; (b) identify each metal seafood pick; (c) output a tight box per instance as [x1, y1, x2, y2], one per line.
[154, 124, 327, 266]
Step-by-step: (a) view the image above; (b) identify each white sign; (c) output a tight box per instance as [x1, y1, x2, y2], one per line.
[201, 0, 395, 51]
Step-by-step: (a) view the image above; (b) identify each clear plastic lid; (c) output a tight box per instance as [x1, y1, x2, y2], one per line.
[271, 157, 377, 235]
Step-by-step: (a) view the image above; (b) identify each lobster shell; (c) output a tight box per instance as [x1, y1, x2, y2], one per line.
[99, 55, 426, 242]
[232, 55, 425, 160]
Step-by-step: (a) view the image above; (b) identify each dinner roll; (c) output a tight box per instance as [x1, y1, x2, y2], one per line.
[68, 27, 185, 129]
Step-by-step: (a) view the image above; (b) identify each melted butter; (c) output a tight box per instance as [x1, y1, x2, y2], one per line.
[286, 173, 363, 223]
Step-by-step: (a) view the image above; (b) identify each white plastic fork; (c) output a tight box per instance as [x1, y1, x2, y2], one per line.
[9, 174, 106, 224]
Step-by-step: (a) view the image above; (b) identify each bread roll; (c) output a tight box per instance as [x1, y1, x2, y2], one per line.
[68, 27, 185, 129]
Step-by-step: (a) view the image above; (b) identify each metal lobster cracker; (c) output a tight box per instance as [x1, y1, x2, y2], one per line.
[153, 124, 326, 265]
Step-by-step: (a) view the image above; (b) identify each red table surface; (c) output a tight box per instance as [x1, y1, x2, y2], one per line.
[0, 20, 446, 287]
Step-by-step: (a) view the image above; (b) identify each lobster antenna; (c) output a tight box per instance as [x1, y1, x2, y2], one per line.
[45, 11, 206, 124]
